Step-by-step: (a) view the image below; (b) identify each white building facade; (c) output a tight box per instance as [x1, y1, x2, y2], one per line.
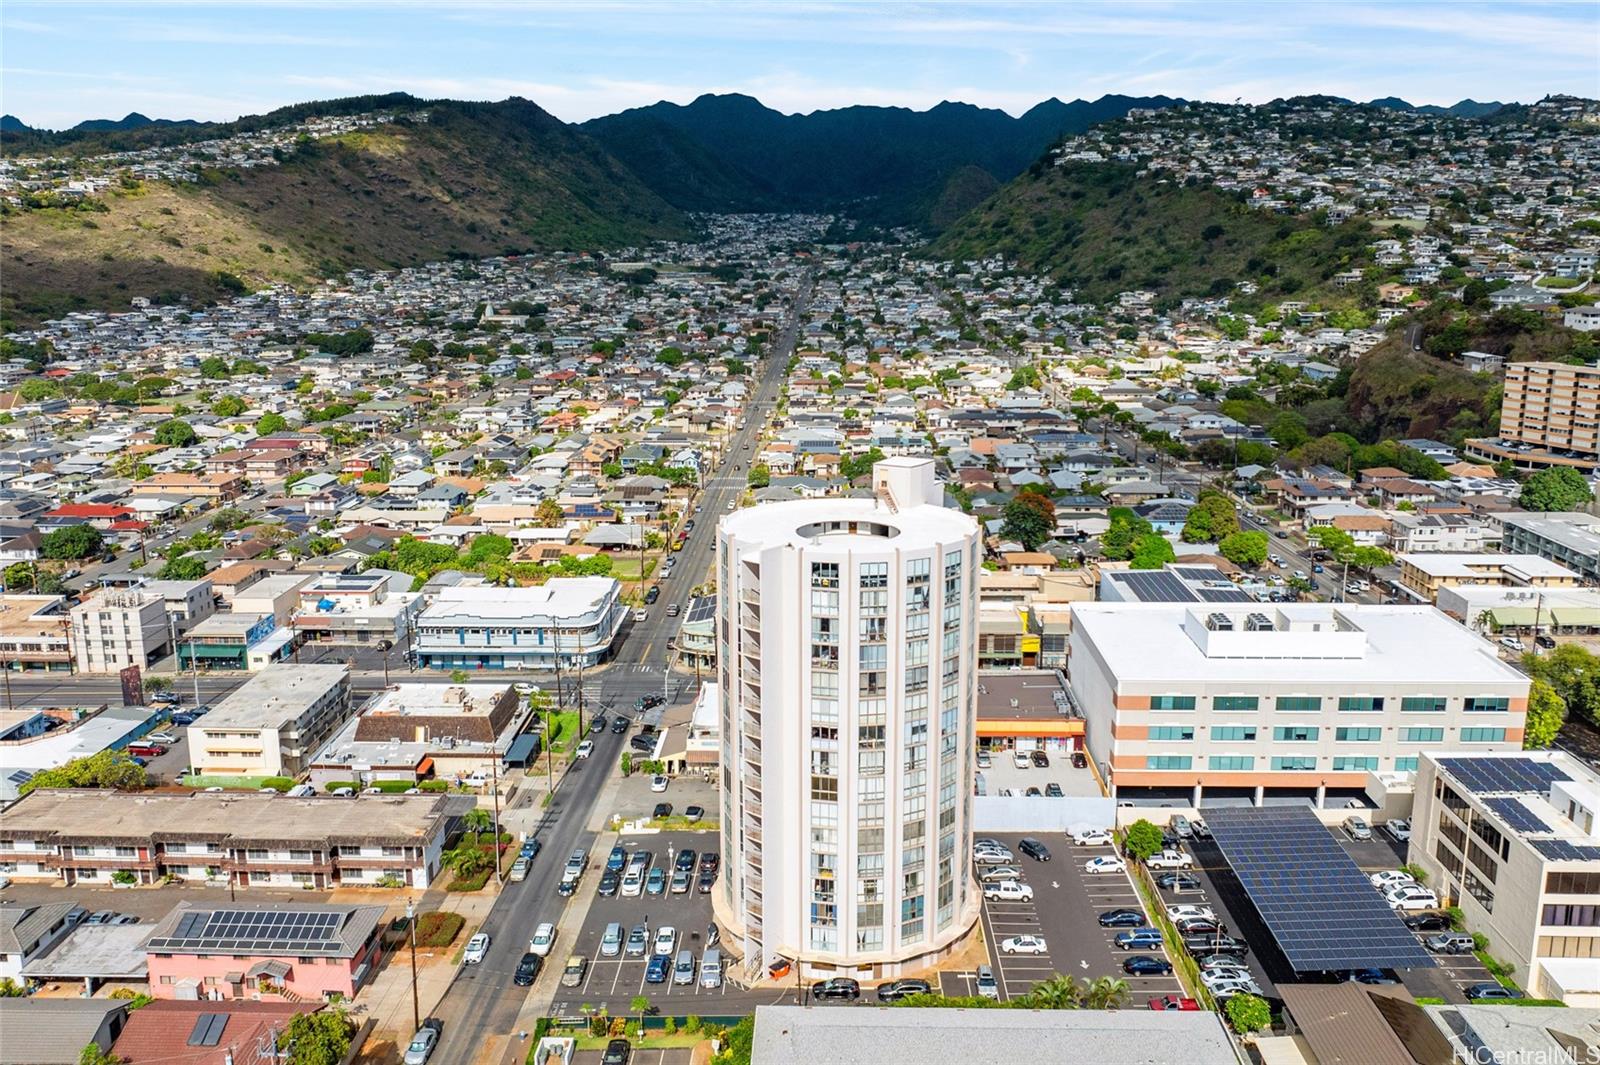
[413, 579, 624, 671]
[713, 458, 982, 980]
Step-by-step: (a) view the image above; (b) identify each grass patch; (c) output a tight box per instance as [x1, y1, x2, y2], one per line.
[646, 817, 718, 832]
[413, 911, 464, 948]
[446, 869, 492, 892]
[1480, 998, 1567, 1007]
[1475, 949, 1521, 992]
[543, 711, 580, 752]
[1415, 996, 1446, 1005]
[181, 773, 287, 790]
[1126, 859, 1215, 1011]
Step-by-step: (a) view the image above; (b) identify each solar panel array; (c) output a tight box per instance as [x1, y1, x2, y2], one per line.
[1199, 587, 1255, 603]
[1204, 806, 1436, 972]
[149, 909, 345, 955]
[684, 596, 717, 625]
[1109, 570, 1198, 602]
[1482, 796, 1551, 834]
[1530, 838, 1600, 862]
[1436, 757, 1571, 795]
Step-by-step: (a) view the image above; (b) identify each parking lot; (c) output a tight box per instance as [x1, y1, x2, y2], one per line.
[940, 831, 1185, 1005]
[548, 830, 785, 1018]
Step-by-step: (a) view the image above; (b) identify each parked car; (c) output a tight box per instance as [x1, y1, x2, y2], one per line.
[1175, 917, 1220, 937]
[1370, 870, 1417, 891]
[1384, 819, 1412, 843]
[601, 923, 623, 958]
[1465, 983, 1517, 1001]
[1030, 750, 1049, 768]
[1114, 930, 1164, 951]
[1402, 912, 1452, 933]
[1072, 828, 1113, 847]
[562, 955, 587, 988]
[1344, 816, 1373, 841]
[601, 1038, 631, 1065]
[645, 954, 670, 984]
[1000, 935, 1048, 955]
[979, 865, 1024, 883]
[1171, 815, 1193, 839]
[1386, 885, 1440, 911]
[575, 740, 595, 759]
[650, 775, 669, 792]
[1341, 968, 1400, 985]
[685, 805, 705, 821]
[611, 717, 629, 734]
[675, 849, 697, 872]
[1166, 904, 1216, 922]
[1426, 932, 1476, 955]
[1123, 955, 1173, 976]
[1098, 908, 1146, 927]
[509, 857, 529, 882]
[590, 714, 607, 734]
[670, 869, 691, 894]
[1148, 995, 1200, 1011]
[607, 845, 627, 872]
[812, 977, 861, 1001]
[645, 867, 667, 896]
[1012, 750, 1031, 769]
[463, 933, 490, 964]
[1498, 636, 1525, 652]
[1044, 783, 1064, 798]
[1184, 933, 1248, 957]
[1156, 872, 1202, 892]
[983, 880, 1035, 902]
[148, 731, 178, 744]
[403, 1021, 442, 1065]
[529, 923, 556, 956]
[1535, 634, 1557, 650]
[513, 953, 542, 986]
[975, 848, 1015, 865]
[651, 802, 673, 819]
[1085, 856, 1126, 874]
[877, 979, 932, 1003]
[1018, 838, 1052, 862]
[625, 925, 648, 957]
[519, 839, 542, 861]
[652, 926, 677, 957]
[975, 965, 1000, 1000]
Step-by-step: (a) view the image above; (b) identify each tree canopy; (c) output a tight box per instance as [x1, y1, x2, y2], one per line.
[41, 524, 104, 560]
[152, 419, 197, 447]
[1001, 490, 1057, 551]
[1519, 467, 1593, 513]
[1218, 530, 1268, 567]
[1180, 493, 1239, 543]
[20, 750, 147, 797]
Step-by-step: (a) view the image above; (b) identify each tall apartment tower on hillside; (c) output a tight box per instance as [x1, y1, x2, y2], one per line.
[713, 457, 982, 980]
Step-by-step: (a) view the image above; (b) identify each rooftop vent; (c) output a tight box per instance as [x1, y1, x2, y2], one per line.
[1245, 613, 1275, 631]
[1206, 613, 1234, 631]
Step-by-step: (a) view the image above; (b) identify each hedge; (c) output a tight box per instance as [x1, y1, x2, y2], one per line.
[323, 780, 416, 793]
[414, 911, 464, 948]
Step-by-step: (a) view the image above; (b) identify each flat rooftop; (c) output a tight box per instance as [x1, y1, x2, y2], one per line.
[200, 664, 348, 729]
[1072, 603, 1527, 687]
[0, 789, 447, 845]
[749, 1004, 1237, 1065]
[977, 670, 1079, 721]
[419, 579, 617, 624]
[1502, 511, 1600, 556]
[720, 493, 975, 551]
[1399, 553, 1578, 580]
[0, 594, 68, 636]
[363, 683, 512, 717]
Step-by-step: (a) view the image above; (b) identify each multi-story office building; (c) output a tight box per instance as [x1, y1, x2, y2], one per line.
[1069, 604, 1530, 807]
[1411, 751, 1600, 1004]
[412, 579, 623, 670]
[1501, 512, 1600, 584]
[1467, 361, 1600, 472]
[0, 594, 72, 674]
[1397, 552, 1579, 604]
[714, 457, 982, 979]
[187, 664, 352, 778]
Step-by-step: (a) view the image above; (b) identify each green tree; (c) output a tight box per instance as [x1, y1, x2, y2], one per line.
[1225, 993, 1272, 1034]
[839, 448, 885, 481]
[1124, 819, 1163, 860]
[535, 498, 565, 528]
[747, 463, 771, 489]
[41, 524, 104, 560]
[280, 1008, 352, 1065]
[463, 807, 492, 833]
[210, 394, 247, 417]
[1081, 976, 1130, 1009]
[1100, 508, 1152, 562]
[630, 995, 652, 1041]
[1181, 494, 1239, 543]
[1218, 530, 1269, 567]
[1519, 468, 1594, 512]
[1523, 679, 1567, 750]
[1129, 533, 1176, 569]
[1349, 545, 1394, 574]
[1523, 645, 1600, 728]
[714, 1015, 754, 1065]
[78, 1044, 122, 1065]
[152, 419, 197, 447]
[445, 842, 491, 879]
[198, 356, 231, 380]
[255, 412, 288, 435]
[1308, 525, 1356, 562]
[1001, 490, 1057, 551]
[19, 749, 147, 796]
[158, 554, 209, 581]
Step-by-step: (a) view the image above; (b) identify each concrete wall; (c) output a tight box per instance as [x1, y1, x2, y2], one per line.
[973, 795, 1115, 832]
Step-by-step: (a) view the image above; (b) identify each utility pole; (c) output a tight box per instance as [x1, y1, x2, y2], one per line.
[491, 755, 503, 884]
[405, 898, 420, 1034]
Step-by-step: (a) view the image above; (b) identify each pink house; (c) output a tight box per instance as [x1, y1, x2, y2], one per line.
[144, 902, 387, 1003]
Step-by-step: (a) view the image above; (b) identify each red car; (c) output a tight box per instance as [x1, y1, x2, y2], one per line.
[127, 743, 168, 758]
[1148, 995, 1200, 1011]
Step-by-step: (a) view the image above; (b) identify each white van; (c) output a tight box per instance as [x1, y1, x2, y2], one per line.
[286, 784, 316, 798]
[699, 948, 723, 988]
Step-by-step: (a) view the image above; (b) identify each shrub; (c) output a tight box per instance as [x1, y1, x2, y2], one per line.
[1400, 863, 1428, 884]
[111, 870, 137, 885]
[1123, 820, 1164, 860]
[413, 911, 465, 947]
[1472, 931, 1490, 953]
[684, 1016, 702, 1034]
[1225, 993, 1272, 1034]
[662, 1017, 677, 1035]
[260, 777, 295, 793]
[418, 779, 448, 792]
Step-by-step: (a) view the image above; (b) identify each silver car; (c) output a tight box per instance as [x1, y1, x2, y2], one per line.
[1344, 816, 1372, 841]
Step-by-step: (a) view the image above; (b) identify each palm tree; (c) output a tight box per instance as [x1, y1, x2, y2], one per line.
[629, 995, 651, 1041]
[445, 842, 490, 879]
[1083, 976, 1130, 1010]
[463, 807, 492, 835]
[1024, 974, 1083, 1010]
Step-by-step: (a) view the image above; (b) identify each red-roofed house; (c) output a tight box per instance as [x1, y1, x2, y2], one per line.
[41, 504, 134, 529]
[113, 1000, 316, 1065]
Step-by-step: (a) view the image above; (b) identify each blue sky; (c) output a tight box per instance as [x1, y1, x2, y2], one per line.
[4, 1, 1597, 129]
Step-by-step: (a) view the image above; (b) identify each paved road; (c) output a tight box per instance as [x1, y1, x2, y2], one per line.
[424, 271, 813, 1065]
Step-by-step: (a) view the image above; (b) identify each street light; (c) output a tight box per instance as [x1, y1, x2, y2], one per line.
[405, 897, 420, 1034]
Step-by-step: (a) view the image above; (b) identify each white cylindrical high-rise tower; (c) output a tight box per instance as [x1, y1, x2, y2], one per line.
[713, 457, 981, 979]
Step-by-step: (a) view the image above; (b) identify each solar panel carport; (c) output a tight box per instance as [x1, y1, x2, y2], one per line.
[1203, 806, 1436, 972]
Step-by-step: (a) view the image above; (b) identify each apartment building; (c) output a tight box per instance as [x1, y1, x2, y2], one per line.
[289, 571, 422, 646]
[1068, 603, 1530, 807]
[307, 682, 521, 786]
[0, 594, 72, 673]
[67, 590, 171, 673]
[1411, 752, 1600, 1005]
[1397, 553, 1580, 604]
[187, 664, 351, 778]
[715, 457, 982, 979]
[413, 579, 624, 671]
[1501, 512, 1600, 583]
[0, 789, 447, 889]
[1467, 361, 1600, 472]
[1388, 513, 1500, 554]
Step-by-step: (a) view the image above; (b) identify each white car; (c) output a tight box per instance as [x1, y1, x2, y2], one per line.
[621, 867, 645, 897]
[1013, 750, 1031, 769]
[514, 682, 536, 695]
[1166, 904, 1216, 922]
[1085, 856, 1126, 874]
[463, 932, 490, 965]
[529, 922, 556, 956]
[1145, 850, 1195, 870]
[650, 775, 669, 793]
[1385, 885, 1439, 910]
[1369, 870, 1416, 891]
[575, 740, 594, 759]
[1072, 829, 1113, 847]
[147, 731, 178, 744]
[1385, 819, 1412, 844]
[999, 935, 1048, 955]
[1498, 636, 1525, 652]
[1200, 968, 1255, 989]
[652, 925, 677, 957]
[1208, 978, 1264, 999]
[983, 880, 1035, 902]
[633, 609, 648, 622]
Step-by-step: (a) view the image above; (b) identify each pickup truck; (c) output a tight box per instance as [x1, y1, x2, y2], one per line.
[1145, 850, 1195, 870]
[982, 880, 1035, 902]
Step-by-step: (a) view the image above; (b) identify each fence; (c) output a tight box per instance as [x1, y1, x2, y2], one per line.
[973, 794, 1116, 832]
